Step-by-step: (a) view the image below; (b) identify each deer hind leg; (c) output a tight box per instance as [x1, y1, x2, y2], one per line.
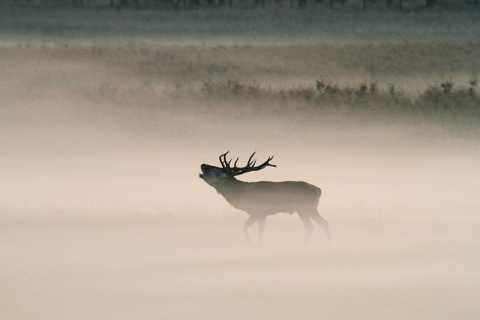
[257, 216, 266, 246]
[309, 210, 330, 241]
[243, 215, 258, 246]
[298, 213, 314, 244]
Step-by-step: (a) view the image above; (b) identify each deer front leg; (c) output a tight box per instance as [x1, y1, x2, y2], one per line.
[243, 215, 258, 246]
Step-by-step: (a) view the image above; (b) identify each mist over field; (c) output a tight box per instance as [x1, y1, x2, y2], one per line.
[1, 9, 480, 320]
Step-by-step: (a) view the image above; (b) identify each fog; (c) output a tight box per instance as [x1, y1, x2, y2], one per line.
[1, 9, 480, 320]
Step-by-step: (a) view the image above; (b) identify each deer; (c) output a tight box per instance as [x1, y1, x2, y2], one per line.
[199, 151, 329, 246]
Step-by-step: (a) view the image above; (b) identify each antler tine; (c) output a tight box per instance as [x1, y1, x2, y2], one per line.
[267, 155, 276, 167]
[259, 155, 276, 169]
[219, 151, 230, 171]
[246, 152, 256, 168]
[218, 152, 225, 168]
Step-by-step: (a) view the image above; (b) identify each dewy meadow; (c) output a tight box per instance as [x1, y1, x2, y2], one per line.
[1, 8, 479, 320]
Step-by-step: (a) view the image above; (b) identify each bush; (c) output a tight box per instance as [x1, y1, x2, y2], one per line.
[195, 79, 480, 131]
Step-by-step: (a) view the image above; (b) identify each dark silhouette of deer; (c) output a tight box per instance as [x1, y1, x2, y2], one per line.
[199, 152, 329, 245]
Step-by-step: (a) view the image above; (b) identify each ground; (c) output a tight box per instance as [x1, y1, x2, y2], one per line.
[1, 8, 480, 320]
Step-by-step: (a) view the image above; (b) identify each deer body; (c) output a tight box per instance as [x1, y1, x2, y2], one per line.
[199, 153, 329, 245]
[211, 178, 320, 215]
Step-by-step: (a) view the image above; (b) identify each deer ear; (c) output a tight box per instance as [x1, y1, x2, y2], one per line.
[219, 172, 229, 178]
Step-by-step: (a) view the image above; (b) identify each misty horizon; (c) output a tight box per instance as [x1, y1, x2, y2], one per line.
[1, 8, 479, 320]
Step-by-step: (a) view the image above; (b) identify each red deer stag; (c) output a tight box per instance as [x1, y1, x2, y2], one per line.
[199, 151, 329, 245]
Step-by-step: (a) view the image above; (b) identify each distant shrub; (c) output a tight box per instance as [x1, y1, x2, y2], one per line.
[416, 82, 480, 119]
[201, 80, 265, 98]
[196, 79, 479, 131]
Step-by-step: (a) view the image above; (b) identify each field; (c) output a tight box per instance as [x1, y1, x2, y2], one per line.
[1, 8, 480, 320]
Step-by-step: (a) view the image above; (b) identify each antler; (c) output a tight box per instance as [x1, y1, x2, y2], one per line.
[219, 151, 276, 176]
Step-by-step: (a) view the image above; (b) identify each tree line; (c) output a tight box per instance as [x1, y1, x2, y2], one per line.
[2, 0, 479, 10]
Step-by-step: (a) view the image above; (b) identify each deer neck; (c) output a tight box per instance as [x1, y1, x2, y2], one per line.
[214, 177, 249, 205]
